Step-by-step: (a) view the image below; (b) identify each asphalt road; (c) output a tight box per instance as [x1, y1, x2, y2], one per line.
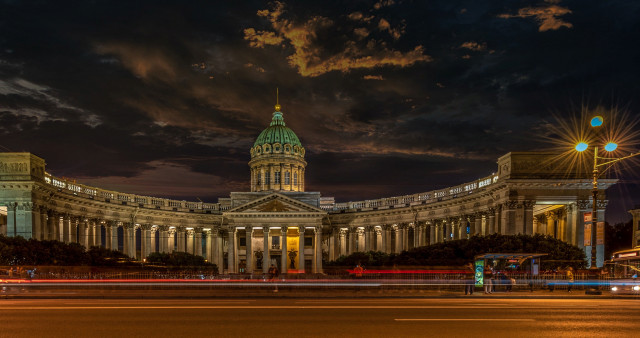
[1, 298, 639, 337]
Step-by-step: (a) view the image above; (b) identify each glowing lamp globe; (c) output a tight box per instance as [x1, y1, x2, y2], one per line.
[590, 116, 604, 127]
[575, 142, 588, 152]
[604, 142, 618, 152]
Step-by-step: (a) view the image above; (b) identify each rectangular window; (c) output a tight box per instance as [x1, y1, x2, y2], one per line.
[285, 171, 290, 185]
[304, 237, 313, 247]
[275, 171, 281, 184]
[272, 236, 280, 248]
[239, 237, 246, 247]
[265, 171, 270, 185]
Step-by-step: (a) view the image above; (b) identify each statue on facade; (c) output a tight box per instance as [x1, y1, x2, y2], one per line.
[288, 249, 297, 269]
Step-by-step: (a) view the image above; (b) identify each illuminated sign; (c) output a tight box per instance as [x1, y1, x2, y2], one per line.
[617, 252, 638, 258]
[474, 260, 484, 287]
[583, 212, 592, 222]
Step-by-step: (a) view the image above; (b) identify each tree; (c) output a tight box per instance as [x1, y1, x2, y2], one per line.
[327, 234, 586, 270]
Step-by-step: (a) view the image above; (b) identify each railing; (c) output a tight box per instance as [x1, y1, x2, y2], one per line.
[327, 174, 500, 212]
[43, 172, 224, 214]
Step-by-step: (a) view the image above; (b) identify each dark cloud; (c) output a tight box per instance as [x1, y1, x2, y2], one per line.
[1, 0, 640, 223]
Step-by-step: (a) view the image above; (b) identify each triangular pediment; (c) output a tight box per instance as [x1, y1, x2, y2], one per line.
[225, 193, 326, 214]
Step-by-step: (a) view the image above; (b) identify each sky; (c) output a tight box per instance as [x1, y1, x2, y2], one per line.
[1, 0, 639, 223]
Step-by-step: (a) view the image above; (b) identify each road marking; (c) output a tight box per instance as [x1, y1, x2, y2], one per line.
[0, 305, 610, 310]
[395, 319, 536, 322]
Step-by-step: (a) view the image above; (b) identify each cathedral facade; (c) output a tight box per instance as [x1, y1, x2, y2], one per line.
[0, 104, 616, 271]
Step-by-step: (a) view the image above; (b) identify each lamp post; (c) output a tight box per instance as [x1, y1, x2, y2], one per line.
[575, 116, 640, 293]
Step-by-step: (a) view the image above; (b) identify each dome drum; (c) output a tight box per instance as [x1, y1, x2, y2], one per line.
[249, 104, 306, 192]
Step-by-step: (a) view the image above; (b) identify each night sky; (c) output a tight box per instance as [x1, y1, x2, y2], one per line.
[1, 0, 639, 223]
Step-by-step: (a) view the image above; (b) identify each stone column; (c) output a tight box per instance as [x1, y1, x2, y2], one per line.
[227, 228, 236, 273]
[523, 201, 535, 235]
[339, 228, 347, 256]
[364, 226, 372, 252]
[168, 228, 176, 252]
[329, 228, 338, 260]
[488, 208, 496, 234]
[62, 214, 70, 243]
[394, 226, 401, 253]
[33, 206, 43, 240]
[263, 227, 270, 274]
[566, 204, 577, 246]
[314, 226, 322, 273]
[280, 226, 288, 274]
[88, 223, 95, 247]
[402, 225, 409, 249]
[195, 229, 203, 257]
[186, 229, 194, 254]
[158, 226, 168, 253]
[122, 224, 130, 257]
[376, 228, 382, 251]
[5, 203, 16, 237]
[501, 201, 517, 235]
[46, 210, 56, 240]
[150, 227, 157, 253]
[428, 224, 434, 245]
[245, 226, 253, 273]
[177, 227, 186, 252]
[205, 230, 212, 262]
[298, 226, 305, 273]
[546, 212, 556, 238]
[210, 227, 219, 267]
[348, 228, 357, 254]
[215, 228, 224, 272]
[78, 219, 87, 249]
[95, 222, 102, 247]
[110, 222, 119, 251]
[474, 213, 482, 236]
[141, 224, 152, 259]
[494, 205, 502, 235]
[130, 225, 137, 259]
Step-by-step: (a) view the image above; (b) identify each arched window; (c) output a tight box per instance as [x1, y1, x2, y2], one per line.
[274, 171, 281, 184]
[294, 172, 298, 185]
[284, 171, 290, 185]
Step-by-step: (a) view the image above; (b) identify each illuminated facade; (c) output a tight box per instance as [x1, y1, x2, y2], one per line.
[0, 104, 618, 271]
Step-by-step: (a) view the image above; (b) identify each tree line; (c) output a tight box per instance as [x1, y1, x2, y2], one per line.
[326, 234, 587, 270]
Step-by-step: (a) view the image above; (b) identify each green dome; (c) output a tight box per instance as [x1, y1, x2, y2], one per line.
[253, 111, 302, 147]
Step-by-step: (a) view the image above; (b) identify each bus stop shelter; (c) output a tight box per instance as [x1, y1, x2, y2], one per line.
[474, 253, 548, 275]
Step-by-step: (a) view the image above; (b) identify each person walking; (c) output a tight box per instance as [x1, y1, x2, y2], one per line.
[464, 263, 474, 295]
[483, 267, 493, 294]
[566, 267, 574, 293]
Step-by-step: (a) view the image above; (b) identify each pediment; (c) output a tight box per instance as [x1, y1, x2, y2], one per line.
[225, 193, 326, 214]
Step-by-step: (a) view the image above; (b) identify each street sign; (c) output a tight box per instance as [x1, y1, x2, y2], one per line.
[583, 212, 592, 222]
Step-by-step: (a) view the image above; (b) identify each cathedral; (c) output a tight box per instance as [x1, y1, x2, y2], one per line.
[0, 102, 618, 272]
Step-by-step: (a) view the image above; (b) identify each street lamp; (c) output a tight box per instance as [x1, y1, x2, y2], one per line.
[575, 116, 640, 284]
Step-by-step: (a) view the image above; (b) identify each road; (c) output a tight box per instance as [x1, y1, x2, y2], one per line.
[1, 298, 639, 337]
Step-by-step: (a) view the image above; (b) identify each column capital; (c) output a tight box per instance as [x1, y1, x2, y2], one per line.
[141, 224, 152, 231]
[158, 225, 170, 231]
[504, 200, 518, 210]
[280, 226, 288, 233]
[298, 226, 305, 234]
